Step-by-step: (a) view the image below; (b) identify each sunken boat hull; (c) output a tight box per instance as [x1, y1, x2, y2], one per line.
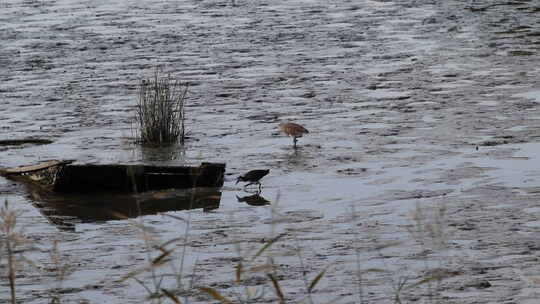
[0, 160, 225, 193]
[0, 160, 226, 230]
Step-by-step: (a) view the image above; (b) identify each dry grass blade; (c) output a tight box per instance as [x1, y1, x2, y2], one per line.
[120, 258, 169, 283]
[406, 270, 460, 290]
[19, 255, 40, 270]
[120, 266, 153, 283]
[248, 264, 275, 273]
[362, 268, 386, 273]
[246, 286, 262, 299]
[138, 233, 155, 243]
[161, 213, 187, 222]
[235, 261, 243, 283]
[367, 241, 401, 251]
[152, 249, 173, 265]
[113, 215, 151, 232]
[308, 265, 329, 293]
[106, 210, 130, 220]
[198, 286, 232, 304]
[161, 288, 182, 304]
[406, 276, 441, 290]
[267, 273, 285, 303]
[157, 237, 184, 251]
[251, 232, 288, 261]
[132, 276, 153, 295]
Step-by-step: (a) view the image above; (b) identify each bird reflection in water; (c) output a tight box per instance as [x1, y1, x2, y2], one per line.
[236, 193, 270, 207]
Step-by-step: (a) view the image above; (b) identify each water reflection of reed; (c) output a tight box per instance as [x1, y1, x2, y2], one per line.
[139, 144, 186, 163]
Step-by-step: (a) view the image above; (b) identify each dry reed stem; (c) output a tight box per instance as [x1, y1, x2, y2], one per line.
[48, 240, 70, 303]
[1, 200, 30, 304]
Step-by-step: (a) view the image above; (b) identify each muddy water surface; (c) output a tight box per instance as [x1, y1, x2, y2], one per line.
[2, 0, 540, 303]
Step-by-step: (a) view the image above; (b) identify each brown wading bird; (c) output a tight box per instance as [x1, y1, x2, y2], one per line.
[279, 122, 309, 148]
[236, 169, 270, 189]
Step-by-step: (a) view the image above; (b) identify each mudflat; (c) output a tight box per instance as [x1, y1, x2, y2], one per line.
[2, 0, 540, 303]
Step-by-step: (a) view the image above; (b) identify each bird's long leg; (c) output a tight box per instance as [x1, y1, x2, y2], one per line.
[293, 137, 297, 148]
[244, 183, 260, 194]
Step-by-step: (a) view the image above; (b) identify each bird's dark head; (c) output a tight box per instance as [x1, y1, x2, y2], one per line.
[235, 176, 243, 184]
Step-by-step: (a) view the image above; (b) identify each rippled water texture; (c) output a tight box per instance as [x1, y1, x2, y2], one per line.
[2, 0, 540, 303]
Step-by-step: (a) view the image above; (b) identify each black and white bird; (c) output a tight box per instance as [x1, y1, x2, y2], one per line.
[236, 169, 270, 189]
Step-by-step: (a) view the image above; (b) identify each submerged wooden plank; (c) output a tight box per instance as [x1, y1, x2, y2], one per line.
[1, 160, 73, 175]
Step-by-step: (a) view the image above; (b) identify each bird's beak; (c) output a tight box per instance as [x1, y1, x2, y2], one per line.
[235, 178, 240, 185]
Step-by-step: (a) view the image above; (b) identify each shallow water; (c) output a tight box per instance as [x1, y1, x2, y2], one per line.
[2, 0, 540, 303]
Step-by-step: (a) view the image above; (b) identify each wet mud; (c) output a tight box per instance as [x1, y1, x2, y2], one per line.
[2, 0, 540, 303]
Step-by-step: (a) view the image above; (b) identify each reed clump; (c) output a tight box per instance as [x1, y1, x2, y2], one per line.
[135, 70, 188, 146]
